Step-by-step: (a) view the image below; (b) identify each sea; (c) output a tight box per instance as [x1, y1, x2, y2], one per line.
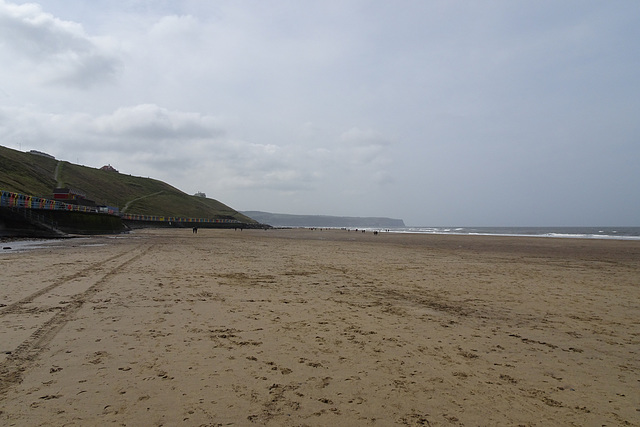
[383, 226, 640, 241]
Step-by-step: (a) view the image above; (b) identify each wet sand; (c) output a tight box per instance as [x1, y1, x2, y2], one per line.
[0, 228, 639, 426]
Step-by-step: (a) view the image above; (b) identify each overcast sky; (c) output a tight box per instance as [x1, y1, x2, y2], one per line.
[1, 0, 638, 226]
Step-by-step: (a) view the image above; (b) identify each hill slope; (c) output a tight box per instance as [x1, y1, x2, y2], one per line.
[0, 145, 255, 223]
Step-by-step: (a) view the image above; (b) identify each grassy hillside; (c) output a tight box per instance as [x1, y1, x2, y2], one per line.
[0, 146, 58, 197]
[0, 145, 255, 223]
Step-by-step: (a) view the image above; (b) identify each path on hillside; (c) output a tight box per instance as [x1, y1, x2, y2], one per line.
[53, 161, 64, 188]
[121, 191, 164, 213]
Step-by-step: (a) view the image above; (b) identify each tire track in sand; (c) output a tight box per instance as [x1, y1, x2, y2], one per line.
[0, 243, 155, 395]
[0, 249, 135, 316]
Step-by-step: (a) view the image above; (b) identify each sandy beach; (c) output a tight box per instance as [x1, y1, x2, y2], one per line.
[0, 228, 638, 426]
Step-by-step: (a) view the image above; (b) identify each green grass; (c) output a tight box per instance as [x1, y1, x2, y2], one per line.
[0, 145, 256, 223]
[0, 147, 58, 196]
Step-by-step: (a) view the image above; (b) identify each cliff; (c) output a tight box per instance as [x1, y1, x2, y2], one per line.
[242, 211, 405, 228]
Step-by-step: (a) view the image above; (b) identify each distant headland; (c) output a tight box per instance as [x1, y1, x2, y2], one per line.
[241, 211, 405, 228]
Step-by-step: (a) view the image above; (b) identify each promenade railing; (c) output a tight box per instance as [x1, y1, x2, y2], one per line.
[1, 190, 241, 224]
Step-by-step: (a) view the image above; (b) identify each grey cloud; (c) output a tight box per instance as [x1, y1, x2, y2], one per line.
[93, 104, 225, 140]
[0, 0, 122, 88]
[0, 104, 319, 194]
[149, 14, 200, 39]
[336, 127, 393, 171]
[1, 1, 638, 225]
[339, 127, 390, 147]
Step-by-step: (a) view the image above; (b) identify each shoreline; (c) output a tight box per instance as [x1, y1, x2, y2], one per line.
[274, 225, 640, 241]
[1, 228, 638, 425]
